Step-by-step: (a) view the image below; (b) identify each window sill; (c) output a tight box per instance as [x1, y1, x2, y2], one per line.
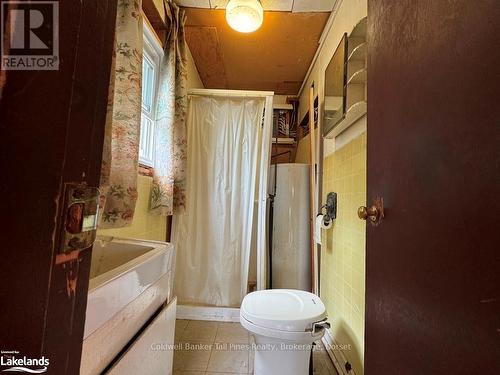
[138, 164, 154, 177]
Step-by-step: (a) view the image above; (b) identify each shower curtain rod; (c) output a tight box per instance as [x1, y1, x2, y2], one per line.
[187, 88, 274, 98]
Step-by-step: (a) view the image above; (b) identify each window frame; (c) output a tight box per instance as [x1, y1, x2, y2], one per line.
[139, 22, 163, 168]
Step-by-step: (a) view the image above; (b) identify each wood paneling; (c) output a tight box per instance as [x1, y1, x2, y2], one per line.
[366, 0, 500, 374]
[184, 9, 329, 94]
[271, 144, 297, 164]
[185, 26, 228, 88]
[0, 0, 116, 373]
[143, 0, 167, 45]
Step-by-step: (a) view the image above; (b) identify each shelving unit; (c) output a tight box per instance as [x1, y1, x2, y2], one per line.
[271, 98, 300, 163]
[325, 17, 367, 139]
[347, 68, 367, 85]
[331, 101, 367, 137]
[348, 41, 366, 61]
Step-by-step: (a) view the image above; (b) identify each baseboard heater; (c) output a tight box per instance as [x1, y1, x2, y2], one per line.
[321, 327, 358, 375]
[176, 304, 240, 322]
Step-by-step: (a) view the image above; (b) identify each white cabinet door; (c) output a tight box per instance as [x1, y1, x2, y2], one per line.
[107, 297, 177, 375]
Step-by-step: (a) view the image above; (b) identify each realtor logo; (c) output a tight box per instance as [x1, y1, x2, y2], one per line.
[1, 1, 59, 70]
[0, 350, 49, 373]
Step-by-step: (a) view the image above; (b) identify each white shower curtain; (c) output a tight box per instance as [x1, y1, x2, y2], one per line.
[173, 96, 265, 307]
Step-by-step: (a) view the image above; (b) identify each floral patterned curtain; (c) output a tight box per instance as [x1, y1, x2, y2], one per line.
[99, 0, 143, 228]
[150, 1, 188, 216]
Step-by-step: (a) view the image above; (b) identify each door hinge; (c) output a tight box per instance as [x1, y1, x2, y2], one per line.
[60, 183, 100, 253]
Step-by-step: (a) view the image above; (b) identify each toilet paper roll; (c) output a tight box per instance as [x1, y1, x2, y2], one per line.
[315, 215, 333, 245]
[321, 215, 333, 230]
[314, 215, 323, 245]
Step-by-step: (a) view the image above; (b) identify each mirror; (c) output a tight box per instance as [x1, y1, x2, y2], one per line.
[323, 33, 347, 136]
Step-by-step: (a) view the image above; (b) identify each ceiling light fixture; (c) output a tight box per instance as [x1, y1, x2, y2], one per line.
[226, 0, 264, 33]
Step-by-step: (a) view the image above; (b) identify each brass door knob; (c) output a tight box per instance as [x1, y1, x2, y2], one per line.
[358, 197, 385, 226]
[357, 206, 379, 221]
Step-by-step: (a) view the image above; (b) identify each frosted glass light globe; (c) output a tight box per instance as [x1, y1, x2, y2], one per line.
[226, 0, 264, 33]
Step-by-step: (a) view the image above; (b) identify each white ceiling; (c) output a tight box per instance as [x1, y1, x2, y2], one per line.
[176, 0, 337, 12]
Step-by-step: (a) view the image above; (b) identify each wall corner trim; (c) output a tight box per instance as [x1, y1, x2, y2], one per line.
[297, 0, 344, 97]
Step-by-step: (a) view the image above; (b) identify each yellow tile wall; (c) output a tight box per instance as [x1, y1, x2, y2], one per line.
[98, 174, 167, 241]
[321, 132, 366, 374]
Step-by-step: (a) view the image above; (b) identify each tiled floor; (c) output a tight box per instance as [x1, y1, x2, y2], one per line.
[173, 319, 338, 375]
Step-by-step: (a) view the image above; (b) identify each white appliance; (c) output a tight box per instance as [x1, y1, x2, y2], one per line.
[240, 289, 329, 375]
[269, 164, 311, 291]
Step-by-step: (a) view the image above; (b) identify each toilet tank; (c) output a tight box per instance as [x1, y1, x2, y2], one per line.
[269, 164, 311, 291]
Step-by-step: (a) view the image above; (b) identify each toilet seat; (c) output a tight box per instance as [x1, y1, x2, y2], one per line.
[241, 289, 327, 333]
[240, 315, 324, 342]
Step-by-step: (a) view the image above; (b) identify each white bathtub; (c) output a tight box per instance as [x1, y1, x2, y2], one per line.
[81, 236, 175, 375]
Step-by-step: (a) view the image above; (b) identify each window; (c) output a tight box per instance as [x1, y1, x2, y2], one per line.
[139, 23, 162, 167]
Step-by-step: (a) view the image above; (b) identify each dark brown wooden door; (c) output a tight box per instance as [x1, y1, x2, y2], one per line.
[0, 1, 116, 373]
[366, 1, 500, 374]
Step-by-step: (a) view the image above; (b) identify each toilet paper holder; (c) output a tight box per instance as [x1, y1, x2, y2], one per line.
[318, 192, 337, 226]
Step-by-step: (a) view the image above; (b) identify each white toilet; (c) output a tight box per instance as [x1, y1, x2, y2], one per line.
[240, 289, 329, 375]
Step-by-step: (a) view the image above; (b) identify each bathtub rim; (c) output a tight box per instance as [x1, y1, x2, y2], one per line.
[88, 236, 173, 292]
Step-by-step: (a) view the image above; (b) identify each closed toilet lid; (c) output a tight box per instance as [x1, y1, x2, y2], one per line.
[241, 289, 327, 332]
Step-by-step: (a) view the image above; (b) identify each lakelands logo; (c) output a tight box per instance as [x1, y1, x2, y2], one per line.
[0, 351, 49, 373]
[1, 1, 59, 70]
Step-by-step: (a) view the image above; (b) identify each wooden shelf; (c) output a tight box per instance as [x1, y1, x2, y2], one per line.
[324, 101, 367, 139]
[273, 104, 294, 110]
[272, 137, 296, 145]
